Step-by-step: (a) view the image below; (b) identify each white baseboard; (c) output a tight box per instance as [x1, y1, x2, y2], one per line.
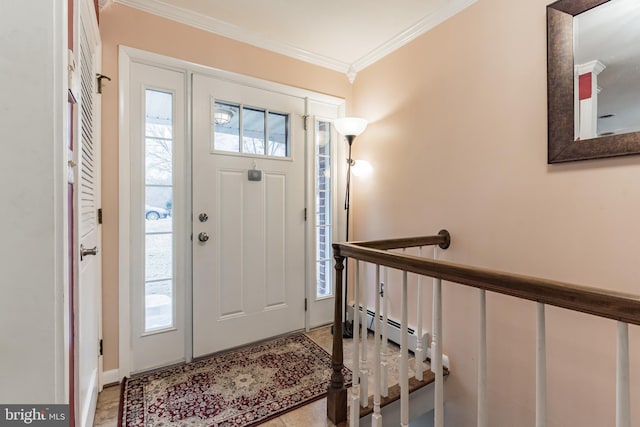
[348, 305, 450, 369]
[101, 369, 121, 387]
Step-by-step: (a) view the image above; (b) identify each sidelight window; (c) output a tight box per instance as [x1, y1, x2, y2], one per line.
[315, 120, 333, 298]
[143, 89, 175, 332]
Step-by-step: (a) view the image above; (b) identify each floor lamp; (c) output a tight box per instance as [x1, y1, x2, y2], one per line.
[334, 117, 368, 338]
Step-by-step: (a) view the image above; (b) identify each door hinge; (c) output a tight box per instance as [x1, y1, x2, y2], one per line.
[303, 114, 309, 131]
[304, 208, 307, 221]
[99, 339, 103, 356]
[97, 208, 103, 225]
[304, 298, 308, 312]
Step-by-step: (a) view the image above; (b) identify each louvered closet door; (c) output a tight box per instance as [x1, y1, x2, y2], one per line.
[76, 0, 102, 426]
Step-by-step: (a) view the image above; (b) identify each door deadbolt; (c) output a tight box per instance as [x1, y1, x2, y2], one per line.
[198, 213, 208, 222]
[198, 232, 209, 243]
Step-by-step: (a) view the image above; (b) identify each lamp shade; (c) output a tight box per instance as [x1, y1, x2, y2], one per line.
[334, 117, 368, 137]
[352, 159, 373, 178]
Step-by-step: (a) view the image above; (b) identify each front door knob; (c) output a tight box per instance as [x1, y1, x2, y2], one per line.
[198, 232, 209, 243]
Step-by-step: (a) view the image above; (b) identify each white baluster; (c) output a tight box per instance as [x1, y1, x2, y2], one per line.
[372, 265, 382, 427]
[478, 289, 488, 427]
[360, 261, 369, 408]
[536, 303, 547, 427]
[415, 246, 425, 381]
[380, 266, 389, 397]
[350, 261, 361, 427]
[432, 246, 444, 427]
[401, 270, 409, 427]
[616, 321, 630, 427]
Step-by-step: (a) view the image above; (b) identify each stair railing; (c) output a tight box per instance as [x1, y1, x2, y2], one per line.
[327, 230, 640, 427]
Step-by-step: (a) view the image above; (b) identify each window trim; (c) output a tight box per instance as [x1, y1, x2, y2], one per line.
[142, 86, 177, 334]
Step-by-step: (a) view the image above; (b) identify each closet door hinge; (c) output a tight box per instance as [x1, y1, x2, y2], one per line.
[303, 115, 309, 131]
[97, 208, 103, 225]
[99, 339, 103, 356]
[304, 298, 308, 312]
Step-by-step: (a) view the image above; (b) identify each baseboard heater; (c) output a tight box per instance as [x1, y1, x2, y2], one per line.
[348, 304, 450, 369]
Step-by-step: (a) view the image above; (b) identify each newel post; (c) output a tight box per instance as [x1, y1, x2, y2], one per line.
[327, 249, 347, 425]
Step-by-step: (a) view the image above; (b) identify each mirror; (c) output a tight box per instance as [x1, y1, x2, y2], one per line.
[547, 0, 640, 163]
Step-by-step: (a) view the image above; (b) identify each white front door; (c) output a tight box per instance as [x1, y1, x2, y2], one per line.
[192, 74, 306, 357]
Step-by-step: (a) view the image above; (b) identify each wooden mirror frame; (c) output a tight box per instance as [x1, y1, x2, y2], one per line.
[547, 0, 640, 163]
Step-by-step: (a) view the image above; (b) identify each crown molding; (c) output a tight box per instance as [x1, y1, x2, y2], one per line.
[114, 0, 477, 83]
[114, 0, 351, 74]
[351, 0, 478, 72]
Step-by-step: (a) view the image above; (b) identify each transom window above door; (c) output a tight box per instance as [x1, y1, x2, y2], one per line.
[211, 99, 289, 158]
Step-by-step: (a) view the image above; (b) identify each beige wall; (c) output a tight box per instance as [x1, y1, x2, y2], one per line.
[99, 3, 352, 372]
[351, 0, 639, 425]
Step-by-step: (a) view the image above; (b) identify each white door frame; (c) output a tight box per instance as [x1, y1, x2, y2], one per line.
[118, 46, 345, 377]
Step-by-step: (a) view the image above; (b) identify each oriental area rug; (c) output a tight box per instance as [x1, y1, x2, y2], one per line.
[119, 333, 351, 427]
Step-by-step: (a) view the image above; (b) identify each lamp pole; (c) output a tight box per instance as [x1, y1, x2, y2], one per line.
[342, 135, 355, 338]
[333, 117, 367, 339]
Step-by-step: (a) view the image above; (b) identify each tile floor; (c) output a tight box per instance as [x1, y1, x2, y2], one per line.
[94, 325, 421, 426]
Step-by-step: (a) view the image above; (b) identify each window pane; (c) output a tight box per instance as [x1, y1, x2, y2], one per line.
[144, 89, 175, 333]
[212, 102, 290, 159]
[316, 200, 330, 226]
[268, 112, 288, 157]
[145, 186, 172, 233]
[145, 233, 173, 281]
[243, 107, 265, 154]
[213, 101, 240, 152]
[145, 138, 172, 185]
[145, 280, 173, 331]
[315, 120, 333, 298]
[145, 90, 173, 138]
[316, 260, 333, 297]
[316, 159, 331, 197]
[316, 121, 331, 155]
[316, 226, 332, 261]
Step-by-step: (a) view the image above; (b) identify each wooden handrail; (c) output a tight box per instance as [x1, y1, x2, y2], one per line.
[334, 238, 640, 326]
[352, 230, 451, 251]
[327, 232, 451, 425]
[328, 230, 640, 426]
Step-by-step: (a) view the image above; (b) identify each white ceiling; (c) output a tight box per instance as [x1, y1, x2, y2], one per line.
[109, 0, 476, 81]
